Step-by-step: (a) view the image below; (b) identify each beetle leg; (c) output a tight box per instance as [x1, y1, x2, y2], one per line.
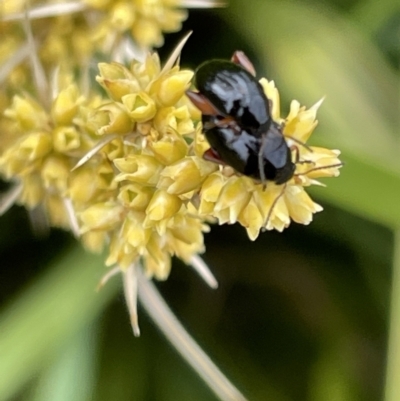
[290, 145, 315, 168]
[215, 116, 240, 130]
[203, 148, 225, 165]
[291, 145, 301, 163]
[202, 116, 240, 136]
[231, 51, 256, 76]
[186, 90, 221, 116]
[263, 183, 287, 229]
[258, 134, 267, 189]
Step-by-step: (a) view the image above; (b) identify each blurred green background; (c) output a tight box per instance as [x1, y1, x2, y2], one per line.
[1, 0, 399, 400]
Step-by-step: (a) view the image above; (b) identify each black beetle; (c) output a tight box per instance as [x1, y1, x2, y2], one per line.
[186, 51, 295, 186]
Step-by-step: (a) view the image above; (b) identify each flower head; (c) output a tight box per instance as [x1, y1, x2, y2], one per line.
[0, 42, 209, 280]
[0, 40, 342, 280]
[1, 0, 223, 75]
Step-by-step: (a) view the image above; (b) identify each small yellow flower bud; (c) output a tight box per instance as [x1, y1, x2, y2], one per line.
[89, 103, 134, 135]
[238, 199, 264, 241]
[154, 106, 194, 136]
[97, 63, 140, 102]
[106, 234, 139, 268]
[51, 84, 83, 126]
[114, 154, 162, 186]
[284, 100, 318, 143]
[41, 156, 70, 193]
[214, 177, 253, 224]
[159, 157, 217, 195]
[53, 126, 81, 153]
[131, 19, 163, 48]
[103, 138, 124, 160]
[174, 106, 196, 135]
[131, 53, 160, 86]
[160, 8, 187, 31]
[150, 135, 188, 165]
[121, 92, 156, 123]
[253, 185, 290, 231]
[118, 183, 154, 210]
[121, 212, 151, 249]
[40, 32, 66, 65]
[193, 125, 210, 158]
[168, 215, 205, 245]
[95, 162, 116, 191]
[0, 148, 28, 177]
[145, 190, 182, 222]
[146, 253, 171, 280]
[69, 166, 98, 203]
[79, 201, 124, 233]
[19, 132, 52, 161]
[145, 235, 171, 280]
[110, 2, 135, 30]
[154, 70, 193, 107]
[5, 96, 47, 130]
[81, 231, 108, 253]
[198, 173, 225, 215]
[285, 186, 323, 225]
[72, 28, 93, 62]
[20, 174, 45, 208]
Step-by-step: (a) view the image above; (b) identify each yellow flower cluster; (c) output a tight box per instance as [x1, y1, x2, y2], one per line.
[84, 0, 189, 48]
[0, 54, 207, 279]
[0, 0, 219, 75]
[80, 54, 216, 277]
[0, 46, 342, 278]
[0, 77, 104, 224]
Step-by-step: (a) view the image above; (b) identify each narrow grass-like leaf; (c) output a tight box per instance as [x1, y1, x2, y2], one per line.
[30, 322, 99, 401]
[385, 230, 400, 401]
[0, 246, 118, 401]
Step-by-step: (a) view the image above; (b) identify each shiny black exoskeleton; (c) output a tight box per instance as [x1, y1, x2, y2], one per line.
[186, 52, 295, 185]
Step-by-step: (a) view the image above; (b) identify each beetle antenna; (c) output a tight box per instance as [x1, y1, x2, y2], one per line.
[286, 135, 313, 152]
[263, 183, 287, 229]
[294, 162, 343, 177]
